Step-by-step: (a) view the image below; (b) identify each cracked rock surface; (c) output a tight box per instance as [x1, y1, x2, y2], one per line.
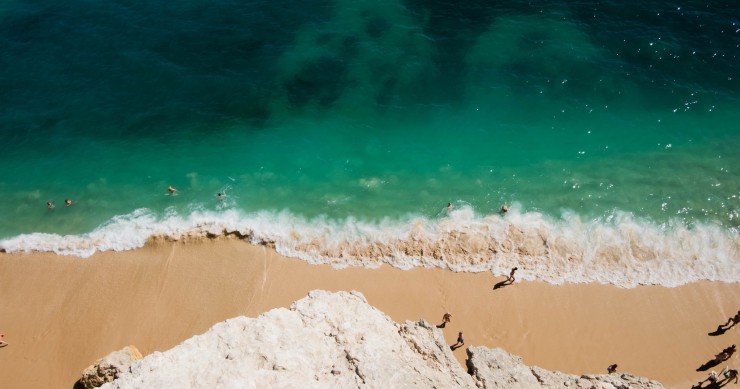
[100, 290, 662, 389]
[102, 290, 473, 388]
[466, 347, 664, 389]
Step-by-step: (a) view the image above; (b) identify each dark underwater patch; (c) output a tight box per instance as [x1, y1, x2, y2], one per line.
[285, 57, 349, 108]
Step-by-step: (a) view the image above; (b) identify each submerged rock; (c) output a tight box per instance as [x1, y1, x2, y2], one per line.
[96, 291, 663, 389]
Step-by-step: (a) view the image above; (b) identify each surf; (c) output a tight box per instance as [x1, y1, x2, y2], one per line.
[1, 205, 736, 288]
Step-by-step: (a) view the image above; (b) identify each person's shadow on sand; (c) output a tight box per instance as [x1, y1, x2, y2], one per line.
[493, 278, 514, 290]
[450, 344, 464, 351]
[692, 376, 737, 389]
[709, 317, 737, 336]
[697, 358, 722, 372]
[711, 311, 740, 337]
[692, 382, 720, 389]
[708, 326, 728, 336]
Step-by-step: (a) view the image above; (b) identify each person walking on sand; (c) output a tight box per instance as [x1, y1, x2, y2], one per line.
[450, 331, 465, 350]
[0, 333, 7, 348]
[494, 267, 519, 289]
[722, 345, 736, 358]
[713, 311, 740, 335]
[706, 371, 718, 385]
[437, 312, 452, 328]
[509, 267, 518, 282]
[715, 350, 731, 363]
[722, 367, 738, 384]
[725, 311, 740, 327]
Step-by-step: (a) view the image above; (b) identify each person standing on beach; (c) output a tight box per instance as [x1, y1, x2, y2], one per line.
[0, 333, 7, 348]
[450, 331, 465, 350]
[437, 312, 452, 328]
[607, 364, 617, 374]
[704, 371, 718, 385]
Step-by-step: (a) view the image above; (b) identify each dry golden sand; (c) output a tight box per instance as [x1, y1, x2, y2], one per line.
[0, 239, 738, 388]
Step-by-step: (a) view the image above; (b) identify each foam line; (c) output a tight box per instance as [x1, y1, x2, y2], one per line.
[1, 205, 737, 288]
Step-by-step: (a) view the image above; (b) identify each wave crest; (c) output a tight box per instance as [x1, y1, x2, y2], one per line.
[1, 205, 737, 288]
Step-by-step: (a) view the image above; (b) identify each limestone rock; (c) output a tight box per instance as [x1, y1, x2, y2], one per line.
[103, 290, 474, 388]
[466, 347, 664, 389]
[80, 346, 142, 388]
[96, 291, 663, 389]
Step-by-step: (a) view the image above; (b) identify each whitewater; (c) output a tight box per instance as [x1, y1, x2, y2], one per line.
[1, 204, 737, 288]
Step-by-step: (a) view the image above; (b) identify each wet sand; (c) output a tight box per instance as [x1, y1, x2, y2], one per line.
[0, 238, 738, 388]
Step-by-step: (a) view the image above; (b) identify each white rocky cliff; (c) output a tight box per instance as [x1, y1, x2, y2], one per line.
[94, 290, 663, 388]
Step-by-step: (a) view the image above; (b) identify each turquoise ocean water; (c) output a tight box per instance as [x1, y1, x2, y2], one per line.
[1, 1, 738, 286]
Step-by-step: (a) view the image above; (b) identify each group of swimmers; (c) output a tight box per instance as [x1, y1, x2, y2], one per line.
[169, 186, 226, 201]
[47, 186, 227, 209]
[46, 199, 73, 209]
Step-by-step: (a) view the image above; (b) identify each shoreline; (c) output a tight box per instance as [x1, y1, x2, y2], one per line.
[0, 238, 738, 388]
[2, 205, 738, 289]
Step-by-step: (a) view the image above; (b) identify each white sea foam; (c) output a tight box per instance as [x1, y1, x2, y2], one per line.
[1, 205, 737, 288]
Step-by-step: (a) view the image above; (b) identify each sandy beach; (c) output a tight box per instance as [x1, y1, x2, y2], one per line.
[0, 238, 738, 388]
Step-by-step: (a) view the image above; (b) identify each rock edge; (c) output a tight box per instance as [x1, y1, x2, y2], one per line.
[87, 290, 662, 389]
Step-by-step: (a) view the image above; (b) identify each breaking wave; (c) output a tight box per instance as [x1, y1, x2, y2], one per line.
[1, 205, 737, 288]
